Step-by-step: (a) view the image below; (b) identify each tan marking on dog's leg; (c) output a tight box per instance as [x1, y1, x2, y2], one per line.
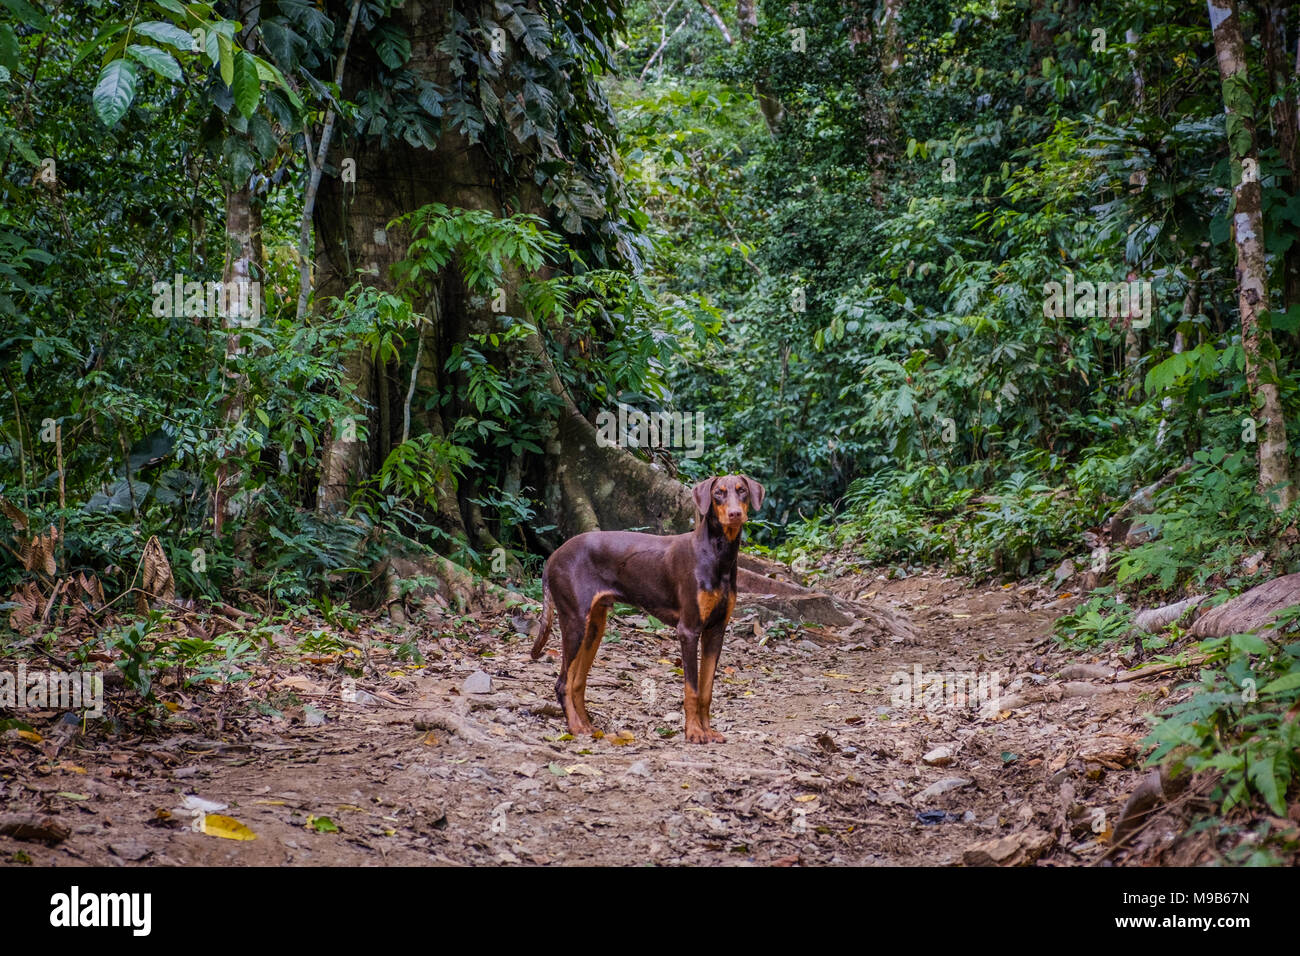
[698, 628, 727, 743]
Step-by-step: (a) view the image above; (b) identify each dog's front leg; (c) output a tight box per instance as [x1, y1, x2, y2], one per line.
[696, 625, 727, 743]
[678, 622, 710, 744]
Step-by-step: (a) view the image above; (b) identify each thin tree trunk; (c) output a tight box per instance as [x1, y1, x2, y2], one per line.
[738, 0, 784, 132]
[213, 181, 262, 538]
[295, 0, 363, 322]
[879, 0, 903, 75]
[1210, 0, 1294, 509]
[697, 0, 732, 44]
[1262, 1, 1300, 309]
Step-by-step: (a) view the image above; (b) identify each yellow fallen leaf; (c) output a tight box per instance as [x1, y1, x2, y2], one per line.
[592, 730, 605, 739]
[253, 800, 286, 806]
[202, 814, 257, 840]
[58, 763, 86, 774]
[794, 794, 818, 803]
[564, 764, 602, 777]
[822, 672, 852, 679]
[422, 732, 440, 746]
[16, 730, 42, 742]
[163, 701, 181, 712]
[609, 730, 635, 746]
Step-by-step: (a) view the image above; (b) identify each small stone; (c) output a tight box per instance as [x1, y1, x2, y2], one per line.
[923, 746, 955, 767]
[962, 810, 977, 823]
[962, 828, 1054, 867]
[798, 640, 821, 652]
[463, 671, 493, 695]
[1053, 558, 1075, 588]
[916, 777, 972, 802]
[109, 840, 151, 861]
[756, 791, 782, 812]
[627, 761, 651, 778]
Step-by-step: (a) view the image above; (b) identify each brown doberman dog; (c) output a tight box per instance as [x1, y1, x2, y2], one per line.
[531, 475, 764, 744]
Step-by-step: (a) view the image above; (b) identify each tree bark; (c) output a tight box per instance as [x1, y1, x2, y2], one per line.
[311, 0, 698, 545]
[213, 180, 262, 538]
[1209, 0, 1294, 509]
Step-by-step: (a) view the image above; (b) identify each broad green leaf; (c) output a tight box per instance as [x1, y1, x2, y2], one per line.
[92, 58, 138, 126]
[217, 31, 234, 86]
[127, 43, 182, 81]
[72, 22, 128, 68]
[132, 20, 195, 52]
[231, 50, 260, 116]
[0, 0, 50, 29]
[1230, 633, 1270, 655]
[1259, 671, 1300, 695]
[0, 23, 17, 71]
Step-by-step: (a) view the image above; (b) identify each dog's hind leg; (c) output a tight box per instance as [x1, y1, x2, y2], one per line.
[567, 590, 615, 733]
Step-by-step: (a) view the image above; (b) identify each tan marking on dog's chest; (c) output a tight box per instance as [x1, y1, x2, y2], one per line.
[697, 588, 735, 626]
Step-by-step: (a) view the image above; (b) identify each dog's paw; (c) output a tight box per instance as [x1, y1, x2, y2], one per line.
[704, 728, 727, 743]
[684, 726, 711, 744]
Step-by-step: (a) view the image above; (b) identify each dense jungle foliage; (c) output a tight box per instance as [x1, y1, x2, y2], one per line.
[4, 0, 1300, 856]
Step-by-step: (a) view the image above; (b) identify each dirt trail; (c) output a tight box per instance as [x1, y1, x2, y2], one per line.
[2, 574, 1162, 866]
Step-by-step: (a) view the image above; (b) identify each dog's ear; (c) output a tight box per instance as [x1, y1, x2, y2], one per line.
[743, 476, 766, 511]
[692, 477, 717, 518]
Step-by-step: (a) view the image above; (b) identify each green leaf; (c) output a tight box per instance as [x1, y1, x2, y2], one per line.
[132, 20, 194, 52]
[1247, 754, 1286, 816]
[127, 43, 182, 82]
[255, 408, 270, 428]
[231, 50, 260, 116]
[0, 23, 17, 72]
[71, 22, 128, 67]
[92, 58, 138, 126]
[1259, 671, 1300, 695]
[0, 0, 50, 30]
[1230, 633, 1270, 655]
[217, 31, 234, 86]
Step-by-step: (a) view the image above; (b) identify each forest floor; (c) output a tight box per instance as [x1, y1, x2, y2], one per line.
[2, 572, 1182, 867]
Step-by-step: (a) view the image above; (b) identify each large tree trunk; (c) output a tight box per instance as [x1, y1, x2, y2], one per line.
[1209, 0, 1294, 509]
[310, 0, 697, 544]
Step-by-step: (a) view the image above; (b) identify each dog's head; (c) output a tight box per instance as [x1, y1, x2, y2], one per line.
[692, 475, 765, 540]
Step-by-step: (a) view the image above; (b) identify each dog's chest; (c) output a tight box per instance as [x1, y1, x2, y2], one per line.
[696, 583, 736, 627]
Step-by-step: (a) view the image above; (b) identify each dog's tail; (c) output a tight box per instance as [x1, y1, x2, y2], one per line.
[529, 571, 554, 660]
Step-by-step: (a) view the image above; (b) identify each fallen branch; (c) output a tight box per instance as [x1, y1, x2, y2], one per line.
[1116, 654, 1207, 682]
